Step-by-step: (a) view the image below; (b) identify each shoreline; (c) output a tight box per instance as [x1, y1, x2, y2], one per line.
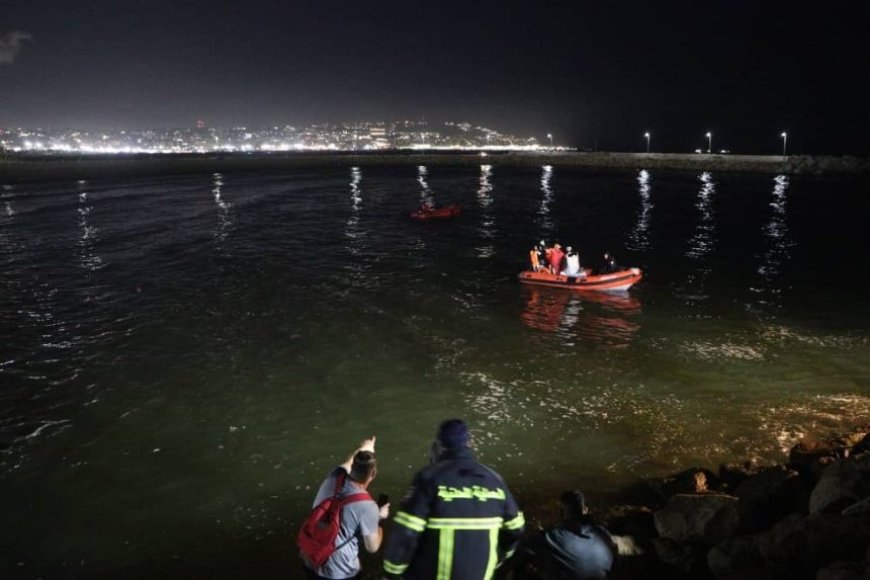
[2, 151, 869, 184]
[578, 425, 870, 580]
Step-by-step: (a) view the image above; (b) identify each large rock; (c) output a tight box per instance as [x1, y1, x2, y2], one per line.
[734, 465, 808, 531]
[654, 493, 740, 546]
[810, 454, 870, 514]
[651, 537, 710, 576]
[759, 513, 870, 577]
[707, 533, 768, 579]
[719, 459, 765, 492]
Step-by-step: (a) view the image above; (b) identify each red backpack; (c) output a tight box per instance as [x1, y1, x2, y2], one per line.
[298, 472, 371, 568]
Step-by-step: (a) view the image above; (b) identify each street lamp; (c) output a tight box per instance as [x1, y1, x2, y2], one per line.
[781, 131, 788, 157]
[547, 133, 553, 148]
[644, 132, 650, 153]
[705, 131, 712, 154]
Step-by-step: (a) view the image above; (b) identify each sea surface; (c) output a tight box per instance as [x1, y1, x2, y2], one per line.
[1, 165, 868, 577]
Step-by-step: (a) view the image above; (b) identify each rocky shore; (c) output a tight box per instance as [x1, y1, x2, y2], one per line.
[596, 428, 870, 580]
[2, 151, 869, 184]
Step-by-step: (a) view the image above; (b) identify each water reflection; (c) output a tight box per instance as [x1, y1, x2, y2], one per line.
[2, 184, 15, 217]
[476, 164, 495, 258]
[749, 175, 794, 313]
[76, 184, 105, 272]
[521, 287, 641, 348]
[682, 172, 717, 301]
[626, 169, 653, 251]
[417, 165, 434, 206]
[537, 165, 554, 236]
[212, 172, 232, 244]
[345, 167, 365, 256]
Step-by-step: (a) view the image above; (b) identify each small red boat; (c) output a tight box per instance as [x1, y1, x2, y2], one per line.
[518, 267, 643, 292]
[410, 203, 462, 220]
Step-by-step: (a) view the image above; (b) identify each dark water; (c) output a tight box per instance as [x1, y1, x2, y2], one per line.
[1, 166, 868, 577]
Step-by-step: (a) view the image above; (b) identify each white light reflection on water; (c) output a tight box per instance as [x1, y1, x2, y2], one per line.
[76, 185, 105, 272]
[212, 172, 232, 244]
[417, 165, 434, 206]
[476, 164, 495, 258]
[537, 165, 554, 237]
[749, 175, 795, 314]
[681, 172, 717, 301]
[626, 169, 653, 251]
[345, 167, 364, 254]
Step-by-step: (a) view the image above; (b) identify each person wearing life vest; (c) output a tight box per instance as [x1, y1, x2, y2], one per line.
[302, 437, 390, 579]
[383, 419, 525, 580]
[549, 243, 565, 275]
[529, 245, 541, 271]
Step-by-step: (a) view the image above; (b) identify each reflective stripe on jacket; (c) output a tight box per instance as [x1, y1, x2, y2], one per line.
[383, 447, 525, 580]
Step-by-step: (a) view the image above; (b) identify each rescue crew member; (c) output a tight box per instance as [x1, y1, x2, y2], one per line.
[549, 243, 565, 276]
[564, 246, 581, 276]
[383, 419, 525, 579]
[529, 245, 541, 271]
[602, 252, 617, 273]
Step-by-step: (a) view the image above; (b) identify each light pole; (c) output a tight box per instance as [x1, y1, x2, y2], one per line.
[644, 132, 650, 153]
[705, 131, 712, 154]
[547, 133, 553, 148]
[781, 131, 788, 157]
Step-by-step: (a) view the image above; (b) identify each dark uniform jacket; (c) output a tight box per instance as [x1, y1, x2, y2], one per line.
[513, 519, 615, 580]
[383, 447, 525, 579]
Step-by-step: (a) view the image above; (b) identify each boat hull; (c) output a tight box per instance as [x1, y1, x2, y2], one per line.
[410, 203, 462, 220]
[518, 268, 642, 292]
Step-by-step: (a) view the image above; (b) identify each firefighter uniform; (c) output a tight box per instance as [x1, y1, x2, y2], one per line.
[383, 446, 525, 579]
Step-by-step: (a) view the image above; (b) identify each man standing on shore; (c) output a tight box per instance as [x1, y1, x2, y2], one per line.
[301, 436, 389, 579]
[383, 419, 525, 579]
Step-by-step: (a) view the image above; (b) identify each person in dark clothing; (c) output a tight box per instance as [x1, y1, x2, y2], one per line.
[383, 419, 525, 580]
[503, 490, 615, 580]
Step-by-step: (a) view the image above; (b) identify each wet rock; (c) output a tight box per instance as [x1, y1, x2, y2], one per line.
[810, 454, 870, 514]
[734, 465, 807, 531]
[602, 504, 656, 552]
[718, 459, 765, 491]
[814, 560, 869, 580]
[654, 493, 740, 546]
[651, 537, 711, 576]
[841, 497, 870, 517]
[759, 513, 870, 578]
[651, 467, 720, 500]
[707, 534, 767, 579]
[853, 434, 870, 456]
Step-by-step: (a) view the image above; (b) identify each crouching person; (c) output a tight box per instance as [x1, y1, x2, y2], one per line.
[298, 436, 390, 579]
[503, 490, 615, 580]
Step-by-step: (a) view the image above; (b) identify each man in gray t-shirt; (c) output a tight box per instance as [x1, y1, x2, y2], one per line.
[303, 437, 390, 580]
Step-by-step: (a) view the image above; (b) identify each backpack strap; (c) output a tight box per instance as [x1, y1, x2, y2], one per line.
[331, 476, 374, 554]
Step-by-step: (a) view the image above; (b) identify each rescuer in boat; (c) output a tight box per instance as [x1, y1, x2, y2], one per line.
[529, 245, 542, 271]
[602, 252, 618, 273]
[563, 247, 583, 277]
[549, 243, 565, 275]
[538, 240, 549, 270]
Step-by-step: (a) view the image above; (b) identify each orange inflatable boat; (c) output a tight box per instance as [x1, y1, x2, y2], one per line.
[518, 268, 643, 292]
[410, 203, 462, 220]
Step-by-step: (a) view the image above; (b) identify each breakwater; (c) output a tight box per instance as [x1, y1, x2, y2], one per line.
[2, 151, 868, 184]
[597, 428, 870, 580]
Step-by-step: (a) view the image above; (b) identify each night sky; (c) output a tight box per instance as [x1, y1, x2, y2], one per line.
[2, 1, 868, 154]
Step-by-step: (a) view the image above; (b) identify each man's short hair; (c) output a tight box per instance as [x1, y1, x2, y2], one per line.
[560, 490, 586, 519]
[350, 450, 377, 482]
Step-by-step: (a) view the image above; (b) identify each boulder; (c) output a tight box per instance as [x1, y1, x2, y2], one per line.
[814, 560, 869, 580]
[853, 434, 870, 456]
[719, 459, 765, 491]
[810, 454, 870, 514]
[654, 493, 740, 546]
[651, 537, 710, 576]
[759, 513, 870, 577]
[707, 533, 767, 579]
[842, 497, 870, 517]
[734, 465, 808, 531]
